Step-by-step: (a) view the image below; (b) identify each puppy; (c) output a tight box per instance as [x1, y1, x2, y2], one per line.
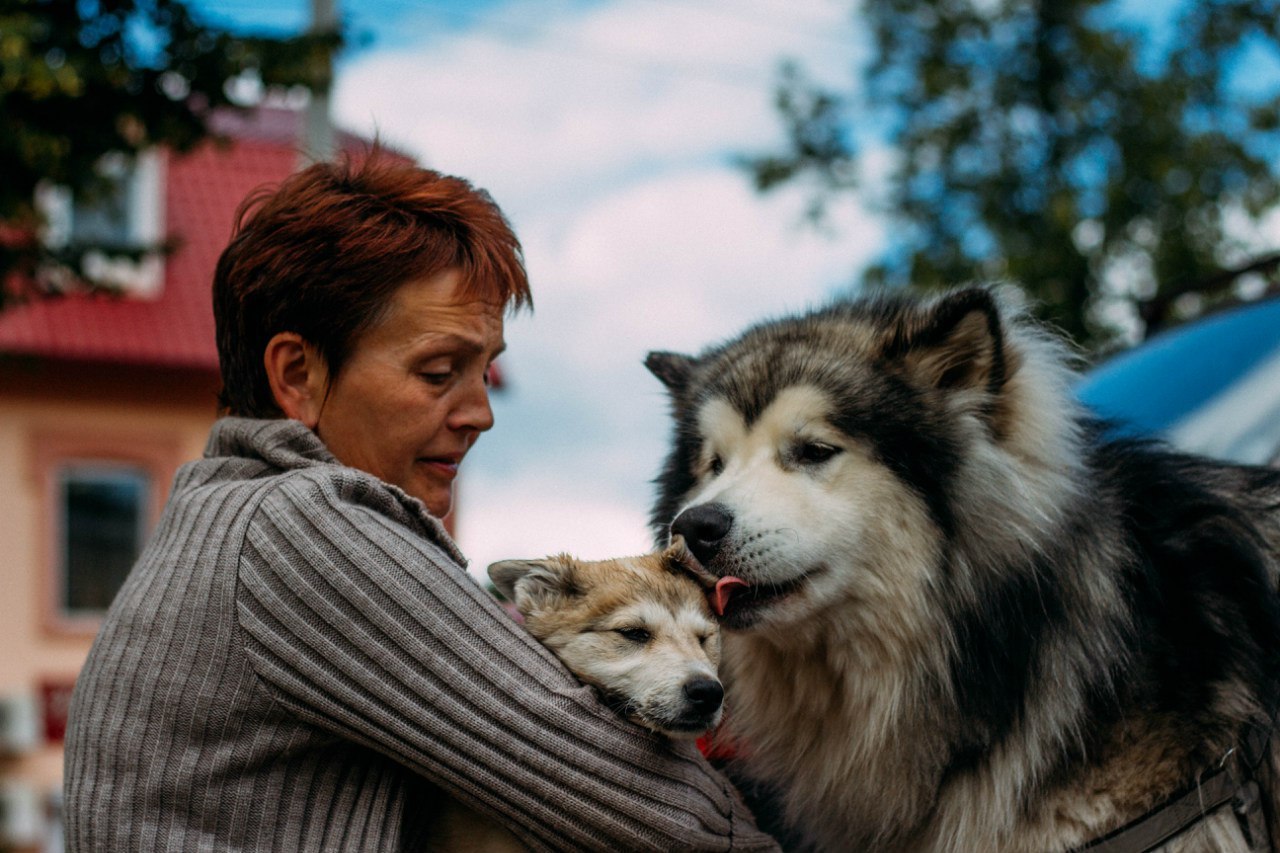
[426, 538, 724, 852]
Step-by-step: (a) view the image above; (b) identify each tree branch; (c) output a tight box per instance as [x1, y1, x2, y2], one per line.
[1139, 251, 1280, 336]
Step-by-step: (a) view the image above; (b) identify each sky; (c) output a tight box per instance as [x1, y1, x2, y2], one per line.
[190, 0, 889, 577]
[180, 0, 1280, 581]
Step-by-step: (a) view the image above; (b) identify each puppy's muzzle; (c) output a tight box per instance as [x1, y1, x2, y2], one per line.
[683, 676, 724, 716]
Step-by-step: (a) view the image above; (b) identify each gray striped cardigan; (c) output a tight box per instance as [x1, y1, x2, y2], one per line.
[63, 417, 775, 852]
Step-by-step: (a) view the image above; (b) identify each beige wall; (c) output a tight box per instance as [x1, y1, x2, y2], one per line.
[0, 362, 218, 799]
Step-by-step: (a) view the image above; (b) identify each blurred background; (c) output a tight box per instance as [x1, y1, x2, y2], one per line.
[1, 0, 1277, 848]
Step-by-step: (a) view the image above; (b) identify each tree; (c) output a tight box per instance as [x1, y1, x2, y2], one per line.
[746, 0, 1280, 348]
[0, 0, 339, 305]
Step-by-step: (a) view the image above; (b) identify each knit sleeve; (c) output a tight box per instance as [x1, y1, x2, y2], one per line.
[235, 470, 778, 852]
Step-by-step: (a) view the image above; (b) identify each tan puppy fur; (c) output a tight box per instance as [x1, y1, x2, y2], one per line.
[425, 539, 723, 852]
[490, 539, 723, 740]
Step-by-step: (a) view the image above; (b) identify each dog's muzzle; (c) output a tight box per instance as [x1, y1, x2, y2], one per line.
[672, 503, 733, 566]
[683, 676, 724, 716]
[670, 676, 724, 733]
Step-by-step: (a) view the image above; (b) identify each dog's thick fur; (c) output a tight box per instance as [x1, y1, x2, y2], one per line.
[646, 288, 1280, 852]
[425, 541, 723, 852]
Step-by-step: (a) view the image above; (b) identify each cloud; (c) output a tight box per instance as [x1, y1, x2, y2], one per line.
[519, 166, 881, 369]
[454, 475, 659, 580]
[334, 0, 866, 211]
[331, 0, 882, 575]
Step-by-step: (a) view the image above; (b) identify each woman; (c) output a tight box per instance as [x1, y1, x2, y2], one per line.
[62, 151, 776, 852]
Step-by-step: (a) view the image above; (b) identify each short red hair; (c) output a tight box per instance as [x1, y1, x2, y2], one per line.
[213, 148, 530, 417]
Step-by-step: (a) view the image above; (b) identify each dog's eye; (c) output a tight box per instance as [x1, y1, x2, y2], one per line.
[616, 627, 652, 644]
[796, 441, 841, 465]
[708, 455, 724, 476]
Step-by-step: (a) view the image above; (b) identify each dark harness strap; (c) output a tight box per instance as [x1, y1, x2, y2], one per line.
[1077, 723, 1272, 853]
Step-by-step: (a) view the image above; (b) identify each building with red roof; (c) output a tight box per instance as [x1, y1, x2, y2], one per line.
[0, 106, 375, 372]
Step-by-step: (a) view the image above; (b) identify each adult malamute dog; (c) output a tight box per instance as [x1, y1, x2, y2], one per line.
[646, 288, 1280, 852]
[426, 540, 724, 852]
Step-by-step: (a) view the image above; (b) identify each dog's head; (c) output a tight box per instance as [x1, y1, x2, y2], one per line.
[647, 288, 1082, 633]
[489, 538, 723, 738]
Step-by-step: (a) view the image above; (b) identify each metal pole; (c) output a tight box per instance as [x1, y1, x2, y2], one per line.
[302, 0, 337, 165]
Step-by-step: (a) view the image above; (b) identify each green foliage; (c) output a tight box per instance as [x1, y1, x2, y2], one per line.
[0, 0, 339, 303]
[745, 0, 1280, 347]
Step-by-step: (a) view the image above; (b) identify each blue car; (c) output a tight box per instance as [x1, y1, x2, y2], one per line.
[1076, 295, 1280, 466]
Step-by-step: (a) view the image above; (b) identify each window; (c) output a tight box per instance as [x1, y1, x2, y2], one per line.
[30, 430, 178, 635]
[36, 149, 166, 297]
[56, 464, 151, 616]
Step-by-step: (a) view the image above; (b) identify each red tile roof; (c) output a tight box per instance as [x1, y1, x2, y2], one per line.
[0, 107, 372, 373]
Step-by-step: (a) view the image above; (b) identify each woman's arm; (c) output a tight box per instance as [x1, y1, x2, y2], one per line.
[235, 467, 777, 852]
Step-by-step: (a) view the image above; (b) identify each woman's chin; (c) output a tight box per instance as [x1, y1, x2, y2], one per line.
[418, 485, 454, 519]
[399, 466, 456, 518]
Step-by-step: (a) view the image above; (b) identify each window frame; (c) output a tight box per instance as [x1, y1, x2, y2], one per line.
[35, 148, 167, 298]
[56, 462, 153, 621]
[30, 430, 180, 636]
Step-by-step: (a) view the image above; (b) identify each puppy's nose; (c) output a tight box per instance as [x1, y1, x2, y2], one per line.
[672, 503, 732, 565]
[683, 677, 724, 715]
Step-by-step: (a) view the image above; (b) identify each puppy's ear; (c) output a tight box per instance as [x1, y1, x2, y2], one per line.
[645, 351, 697, 394]
[662, 535, 717, 588]
[894, 288, 1005, 396]
[488, 556, 580, 614]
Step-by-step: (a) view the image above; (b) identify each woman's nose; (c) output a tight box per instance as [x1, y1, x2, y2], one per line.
[449, 371, 495, 433]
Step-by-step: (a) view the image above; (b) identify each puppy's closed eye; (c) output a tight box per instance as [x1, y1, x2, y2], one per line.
[615, 627, 652, 644]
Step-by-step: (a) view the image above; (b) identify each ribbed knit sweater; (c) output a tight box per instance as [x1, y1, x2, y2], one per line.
[63, 417, 776, 852]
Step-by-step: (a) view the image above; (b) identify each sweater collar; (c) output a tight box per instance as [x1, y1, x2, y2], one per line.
[204, 417, 468, 566]
[205, 417, 339, 470]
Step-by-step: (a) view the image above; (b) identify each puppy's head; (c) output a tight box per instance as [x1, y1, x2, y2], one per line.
[489, 538, 723, 738]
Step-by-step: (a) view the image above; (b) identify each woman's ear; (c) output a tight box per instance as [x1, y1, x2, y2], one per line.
[263, 332, 328, 427]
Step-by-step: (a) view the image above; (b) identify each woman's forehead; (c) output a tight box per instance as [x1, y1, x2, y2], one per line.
[370, 269, 506, 350]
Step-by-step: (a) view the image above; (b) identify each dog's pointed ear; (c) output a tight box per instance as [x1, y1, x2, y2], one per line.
[645, 351, 697, 393]
[488, 556, 580, 614]
[896, 288, 1006, 395]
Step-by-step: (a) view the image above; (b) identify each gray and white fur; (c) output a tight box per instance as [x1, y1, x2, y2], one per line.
[647, 287, 1280, 852]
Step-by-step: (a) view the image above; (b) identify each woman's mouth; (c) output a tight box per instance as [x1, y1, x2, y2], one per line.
[419, 456, 462, 478]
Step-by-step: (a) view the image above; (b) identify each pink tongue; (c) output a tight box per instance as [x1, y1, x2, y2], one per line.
[711, 576, 750, 617]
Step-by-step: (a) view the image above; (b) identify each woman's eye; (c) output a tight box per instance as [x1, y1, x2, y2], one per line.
[797, 442, 841, 465]
[616, 627, 652, 644]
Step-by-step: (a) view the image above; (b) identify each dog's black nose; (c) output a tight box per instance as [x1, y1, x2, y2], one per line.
[672, 503, 732, 565]
[683, 677, 724, 714]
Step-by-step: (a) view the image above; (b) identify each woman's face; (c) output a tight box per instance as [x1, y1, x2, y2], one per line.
[316, 267, 505, 517]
